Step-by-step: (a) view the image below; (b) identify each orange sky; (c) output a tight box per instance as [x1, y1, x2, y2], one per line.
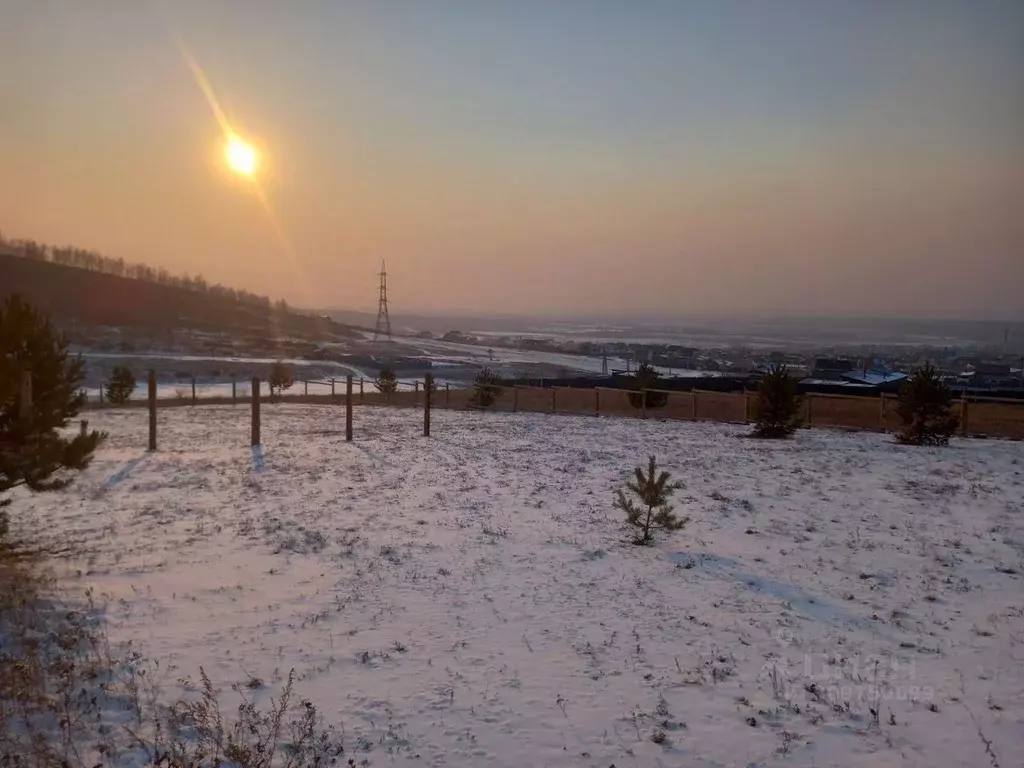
[2, 2, 1022, 319]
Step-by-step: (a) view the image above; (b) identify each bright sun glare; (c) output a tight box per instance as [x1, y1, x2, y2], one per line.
[225, 134, 258, 177]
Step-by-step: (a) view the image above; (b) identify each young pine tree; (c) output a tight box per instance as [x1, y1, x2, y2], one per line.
[752, 365, 801, 439]
[614, 456, 689, 545]
[896, 363, 959, 446]
[104, 365, 136, 404]
[627, 362, 668, 410]
[269, 360, 293, 401]
[374, 366, 398, 395]
[471, 366, 503, 408]
[1, 295, 104, 528]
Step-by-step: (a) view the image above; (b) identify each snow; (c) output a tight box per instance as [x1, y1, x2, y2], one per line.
[20, 405, 1024, 767]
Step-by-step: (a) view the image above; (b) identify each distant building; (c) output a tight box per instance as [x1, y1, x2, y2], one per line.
[972, 362, 1012, 377]
[810, 358, 855, 381]
[652, 352, 698, 370]
[840, 369, 908, 388]
[961, 362, 1023, 389]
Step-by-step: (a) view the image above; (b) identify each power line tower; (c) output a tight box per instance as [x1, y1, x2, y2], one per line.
[374, 260, 391, 342]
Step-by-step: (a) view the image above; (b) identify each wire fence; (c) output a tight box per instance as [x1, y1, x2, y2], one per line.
[81, 376, 437, 404]
[82, 375, 1024, 441]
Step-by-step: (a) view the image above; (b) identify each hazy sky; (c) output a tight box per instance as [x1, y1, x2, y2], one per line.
[2, 1, 1022, 318]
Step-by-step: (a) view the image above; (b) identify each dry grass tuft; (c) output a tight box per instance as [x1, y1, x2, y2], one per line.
[0, 540, 346, 767]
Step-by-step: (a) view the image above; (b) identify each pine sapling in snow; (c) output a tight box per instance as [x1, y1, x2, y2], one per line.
[896, 363, 959, 446]
[614, 455, 689, 545]
[752, 365, 801, 438]
[104, 365, 136, 404]
[470, 366, 503, 408]
[1, 295, 105, 526]
[375, 366, 398, 395]
[268, 360, 293, 401]
[627, 362, 668, 410]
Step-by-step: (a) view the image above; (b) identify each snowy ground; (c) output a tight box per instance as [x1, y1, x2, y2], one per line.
[18, 405, 1024, 767]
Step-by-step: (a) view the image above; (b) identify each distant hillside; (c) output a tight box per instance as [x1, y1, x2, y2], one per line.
[1, 252, 359, 340]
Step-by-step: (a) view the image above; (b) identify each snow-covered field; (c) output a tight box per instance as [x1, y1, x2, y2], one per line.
[21, 405, 1024, 767]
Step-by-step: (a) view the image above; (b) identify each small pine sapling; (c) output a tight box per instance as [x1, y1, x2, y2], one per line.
[752, 365, 801, 438]
[1, 294, 105, 519]
[614, 455, 689, 545]
[471, 366, 503, 408]
[627, 362, 668, 410]
[104, 365, 136, 404]
[268, 360, 293, 401]
[896, 363, 959, 446]
[375, 366, 399, 394]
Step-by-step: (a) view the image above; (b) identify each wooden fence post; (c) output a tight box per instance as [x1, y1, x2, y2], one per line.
[251, 378, 261, 446]
[960, 395, 969, 437]
[804, 394, 812, 426]
[359, 379, 364, 402]
[232, 379, 237, 405]
[304, 380, 308, 396]
[148, 370, 157, 450]
[551, 387, 556, 413]
[331, 378, 335, 399]
[641, 389, 647, 420]
[80, 419, 89, 437]
[346, 375, 353, 442]
[19, 371, 32, 420]
[98, 381, 104, 405]
[595, 388, 600, 417]
[878, 395, 886, 430]
[744, 393, 752, 422]
[191, 377, 196, 405]
[424, 375, 432, 437]
[446, 383, 450, 406]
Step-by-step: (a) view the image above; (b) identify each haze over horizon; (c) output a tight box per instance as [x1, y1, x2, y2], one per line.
[2, 1, 1022, 320]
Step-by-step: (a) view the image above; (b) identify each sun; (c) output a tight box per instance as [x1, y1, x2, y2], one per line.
[224, 134, 258, 177]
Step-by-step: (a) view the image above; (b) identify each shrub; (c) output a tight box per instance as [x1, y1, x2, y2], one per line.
[0, 294, 104, 518]
[104, 365, 136, 404]
[374, 366, 398, 394]
[752, 365, 801, 438]
[627, 363, 668, 410]
[896, 363, 959, 446]
[614, 456, 689, 545]
[268, 360, 293, 400]
[470, 366, 503, 407]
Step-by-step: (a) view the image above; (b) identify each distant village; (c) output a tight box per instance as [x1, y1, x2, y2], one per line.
[433, 329, 1024, 398]
[67, 319, 1024, 400]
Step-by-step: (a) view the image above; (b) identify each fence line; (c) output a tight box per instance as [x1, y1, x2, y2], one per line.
[84, 378, 1024, 441]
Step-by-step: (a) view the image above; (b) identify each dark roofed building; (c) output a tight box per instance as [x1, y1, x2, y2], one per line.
[811, 358, 855, 381]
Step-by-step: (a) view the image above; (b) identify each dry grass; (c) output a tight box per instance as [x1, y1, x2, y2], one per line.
[0, 538, 347, 767]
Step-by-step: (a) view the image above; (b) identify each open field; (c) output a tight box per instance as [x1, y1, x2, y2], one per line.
[15, 405, 1024, 767]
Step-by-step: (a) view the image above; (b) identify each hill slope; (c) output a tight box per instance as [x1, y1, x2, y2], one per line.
[1, 252, 359, 340]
